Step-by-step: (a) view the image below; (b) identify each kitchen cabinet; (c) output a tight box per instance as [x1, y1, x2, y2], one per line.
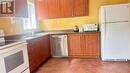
[48, 0, 60, 18]
[83, 33, 100, 58]
[35, 0, 49, 19]
[27, 35, 51, 72]
[68, 34, 83, 57]
[73, 0, 89, 16]
[60, 0, 73, 17]
[68, 32, 100, 58]
[0, 0, 28, 17]
[35, 0, 89, 19]
[35, 0, 60, 19]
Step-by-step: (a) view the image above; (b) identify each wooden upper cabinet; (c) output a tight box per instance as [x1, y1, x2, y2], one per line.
[73, 0, 89, 16]
[35, 0, 49, 19]
[68, 34, 83, 56]
[60, 0, 73, 17]
[36, 0, 60, 19]
[48, 0, 60, 18]
[35, 0, 89, 19]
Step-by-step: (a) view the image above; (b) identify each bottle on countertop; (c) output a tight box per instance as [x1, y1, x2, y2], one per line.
[73, 25, 79, 32]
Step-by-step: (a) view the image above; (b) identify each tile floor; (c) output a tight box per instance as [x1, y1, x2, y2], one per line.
[35, 58, 130, 73]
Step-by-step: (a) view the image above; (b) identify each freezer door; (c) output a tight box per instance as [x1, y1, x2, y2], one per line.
[102, 22, 130, 60]
[104, 4, 130, 22]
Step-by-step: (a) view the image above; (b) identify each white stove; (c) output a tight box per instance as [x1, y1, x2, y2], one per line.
[0, 41, 30, 73]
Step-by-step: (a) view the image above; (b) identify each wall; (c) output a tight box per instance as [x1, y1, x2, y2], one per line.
[0, 0, 33, 36]
[0, 18, 24, 36]
[38, 0, 128, 31]
[0, 0, 129, 35]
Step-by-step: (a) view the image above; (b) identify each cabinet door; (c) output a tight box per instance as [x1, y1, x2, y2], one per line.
[60, 0, 73, 17]
[68, 34, 83, 57]
[38, 35, 51, 62]
[33, 36, 51, 68]
[34, 38, 44, 66]
[73, 0, 88, 16]
[27, 40, 37, 72]
[36, 0, 49, 19]
[27, 38, 44, 72]
[84, 33, 100, 58]
[27, 35, 51, 72]
[42, 35, 51, 59]
[48, 0, 60, 18]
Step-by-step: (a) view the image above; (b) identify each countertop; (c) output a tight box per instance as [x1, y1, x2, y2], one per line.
[22, 33, 49, 40]
[0, 31, 100, 50]
[0, 33, 49, 50]
[0, 33, 49, 49]
[49, 31, 100, 35]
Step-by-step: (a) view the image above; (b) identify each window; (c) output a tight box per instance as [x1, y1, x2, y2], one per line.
[23, 2, 36, 30]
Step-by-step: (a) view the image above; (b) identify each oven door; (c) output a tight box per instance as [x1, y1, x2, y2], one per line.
[0, 43, 29, 73]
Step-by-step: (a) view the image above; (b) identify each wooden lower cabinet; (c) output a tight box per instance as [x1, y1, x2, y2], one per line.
[83, 33, 100, 58]
[68, 34, 83, 57]
[68, 32, 100, 58]
[27, 35, 51, 72]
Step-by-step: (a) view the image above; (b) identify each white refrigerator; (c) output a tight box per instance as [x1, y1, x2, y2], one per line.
[100, 3, 130, 61]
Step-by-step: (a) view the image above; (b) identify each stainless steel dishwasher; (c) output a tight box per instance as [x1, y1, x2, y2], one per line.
[51, 35, 68, 57]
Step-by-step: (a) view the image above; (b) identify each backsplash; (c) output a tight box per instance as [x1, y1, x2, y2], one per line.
[0, 18, 25, 36]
